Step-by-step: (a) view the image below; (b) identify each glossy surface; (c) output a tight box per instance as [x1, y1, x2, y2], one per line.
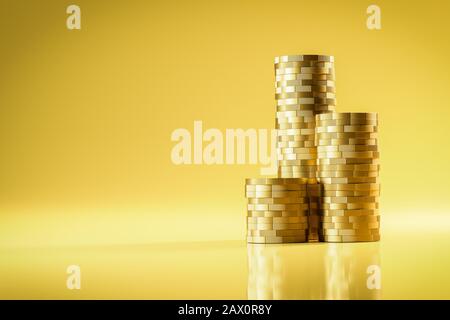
[1, 229, 449, 299]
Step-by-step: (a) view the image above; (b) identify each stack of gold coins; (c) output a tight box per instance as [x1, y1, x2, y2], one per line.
[316, 112, 380, 242]
[274, 54, 336, 182]
[245, 178, 309, 243]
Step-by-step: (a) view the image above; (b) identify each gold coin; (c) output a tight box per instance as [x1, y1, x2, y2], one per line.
[247, 203, 309, 211]
[321, 190, 380, 197]
[276, 109, 316, 117]
[316, 120, 378, 127]
[278, 169, 316, 175]
[275, 85, 335, 93]
[245, 178, 307, 185]
[319, 177, 379, 184]
[322, 222, 380, 229]
[278, 165, 317, 171]
[321, 209, 380, 216]
[277, 128, 315, 134]
[245, 192, 308, 199]
[278, 159, 316, 166]
[316, 116, 377, 123]
[246, 185, 307, 192]
[276, 79, 335, 87]
[318, 158, 380, 165]
[276, 91, 336, 99]
[277, 128, 315, 135]
[275, 61, 320, 68]
[321, 196, 379, 203]
[278, 147, 317, 154]
[316, 125, 377, 133]
[317, 151, 380, 159]
[278, 136, 315, 143]
[318, 171, 379, 178]
[321, 228, 380, 235]
[321, 229, 380, 236]
[278, 160, 317, 166]
[247, 236, 307, 243]
[342, 235, 380, 242]
[247, 197, 309, 204]
[321, 215, 380, 222]
[276, 123, 313, 130]
[275, 61, 334, 68]
[275, 67, 335, 76]
[247, 210, 309, 217]
[321, 235, 380, 242]
[247, 216, 309, 224]
[277, 118, 319, 125]
[278, 168, 317, 174]
[247, 229, 308, 237]
[317, 145, 378, 152]
[318, 164, 379, 171]
[247, 223, 308, 230]
[316, 138, 377, 146]
[275, 73, 335, 82]
[277, 141, 316, 148]
[278, 166, 317, 172]
[316, 112, 377, 120]
[283, 66, 334, 74]
[274, 55, 334, 63]
[278, 154, 317, 161]
[276, 91, 315, 99]
[321, 183, 380, 191]
[277, 98, 336, 106]
[278, 174, 317, 182]
[245, 190, 308, 198]
[277, 97, 316, 105]
[277, 127, 316, 134]
[321, 203, 379, 210]
[279, 174, 316, 180]
[277, 117, 315, 124]
[315, 131, 378, 139]
[294, 105, 335, 112]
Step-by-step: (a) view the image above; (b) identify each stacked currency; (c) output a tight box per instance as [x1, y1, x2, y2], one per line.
[316, 112, 380, 242]
[274, 54, 336, 182]
[245, 178, 309, 243]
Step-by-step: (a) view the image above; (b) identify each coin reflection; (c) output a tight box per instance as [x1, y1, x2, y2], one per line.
[325, 242, 381, 299]
[247, 242, 381, 299]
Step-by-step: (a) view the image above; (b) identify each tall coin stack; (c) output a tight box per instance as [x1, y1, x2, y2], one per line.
[316, 112, 380, 242]
[274, 54, 336, 182]
[245, 178, 309, 244]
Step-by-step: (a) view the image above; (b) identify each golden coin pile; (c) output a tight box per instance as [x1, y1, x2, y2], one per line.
[316, 112, 380, 242]
[245, 178, 310, 244]
[275, 55, 336, 181]
[244, 55, 381, 244]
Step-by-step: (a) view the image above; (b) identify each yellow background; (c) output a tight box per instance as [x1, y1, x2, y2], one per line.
[1, 0, 450, 299]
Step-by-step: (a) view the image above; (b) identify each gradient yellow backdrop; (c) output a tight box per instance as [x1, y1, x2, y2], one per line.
[1, 0, 450, 247]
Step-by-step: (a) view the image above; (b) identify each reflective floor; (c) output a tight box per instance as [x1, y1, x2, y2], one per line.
[1, 231, 450, 299]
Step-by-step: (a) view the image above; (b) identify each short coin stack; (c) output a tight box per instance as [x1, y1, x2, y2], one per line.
[274, 54, 336, 181]
[246, 178, 309, 243]
[316, 112, 380, 242]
